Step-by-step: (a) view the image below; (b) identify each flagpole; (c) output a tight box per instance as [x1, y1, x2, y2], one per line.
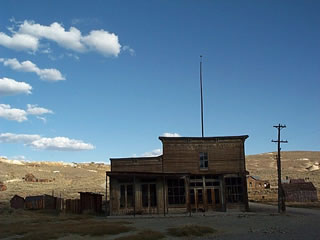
[200, 55, 204, 137]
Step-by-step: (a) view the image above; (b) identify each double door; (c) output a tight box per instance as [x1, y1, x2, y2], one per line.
[190, 187, 220, 211]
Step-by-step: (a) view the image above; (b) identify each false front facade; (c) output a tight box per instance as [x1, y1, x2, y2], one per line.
[107, 135, 249, 215]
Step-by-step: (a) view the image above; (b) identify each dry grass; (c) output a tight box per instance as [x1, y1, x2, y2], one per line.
[0, 214, 134, 240]
[115, 230, 165, 240]
[167, 224, 216, 237]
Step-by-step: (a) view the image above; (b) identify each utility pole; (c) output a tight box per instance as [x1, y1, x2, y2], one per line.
[200, 55, 204, 137]
[272, 124, 288, 213]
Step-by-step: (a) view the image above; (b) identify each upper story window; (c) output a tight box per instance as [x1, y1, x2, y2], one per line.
[199, 152, 208, 169]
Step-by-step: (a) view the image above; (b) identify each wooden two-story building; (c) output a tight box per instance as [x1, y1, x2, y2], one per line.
[107, 135, 249, 215]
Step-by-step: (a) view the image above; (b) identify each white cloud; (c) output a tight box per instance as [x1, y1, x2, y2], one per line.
[16, 20, 121, 57]
[19, 21, 86, 52]
[29, 137, 95, 151]
[122, 45, 135, 56]
[0, 132, 95, 151]
[0, 104, 28, 122]
[0, 133, 41, 143]
[0, 77, 32, 96]
[82, 30, 121, 56]
[162, 132, 181, 137]
[1, 58, 65, 81]
[36, 116, 47, 123]
[27, 104, 53, 115]
[11, 155, 26, 161]
[142, 148, 162, 157]
[0, 32, 38, 51]
[0, 104, 53, 122]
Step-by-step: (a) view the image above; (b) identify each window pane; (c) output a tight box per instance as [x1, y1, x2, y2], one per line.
[127, 185, 133, 208]
[141, 184, 148, 207]
[120, 185, 125, 208]
[150, 184, 157, 207]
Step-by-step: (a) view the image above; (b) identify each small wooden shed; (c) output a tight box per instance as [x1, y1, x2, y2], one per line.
[282, 182, 318, 202]
[10, 195, 25, 209]
[25, 194, 57, 209]
[79, 192, 103, 213]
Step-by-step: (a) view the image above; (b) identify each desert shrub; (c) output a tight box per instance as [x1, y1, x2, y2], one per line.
[0, 219, 134, 239]
[167, 224, 216, 237]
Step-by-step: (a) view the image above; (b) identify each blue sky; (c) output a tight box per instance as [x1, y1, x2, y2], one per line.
[0, 0, 319, 163]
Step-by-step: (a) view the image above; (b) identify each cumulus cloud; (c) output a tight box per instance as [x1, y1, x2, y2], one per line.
[162, 132, 181, 137]
[142, 148, 162, 157]
[0, 58, 65, 81]
[1, 20, 121, 56]
[0, 132, 95, 151]
[0, 104, 28, 122]
[82, 30, 121, 56]
[0, 32, 38, 51]
[19, 21, 86, 52]
[0, 104, 53, 122]
[27, 104, 53, 115]
[29, 137, 95, 151]
[0, 77, 32, 96]
[0, 133, 41, 143]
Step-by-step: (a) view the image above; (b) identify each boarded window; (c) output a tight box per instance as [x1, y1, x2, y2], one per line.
[168, 179, 185, 205]
[200, 152, 208, 169]
[225, 177, 243, 203]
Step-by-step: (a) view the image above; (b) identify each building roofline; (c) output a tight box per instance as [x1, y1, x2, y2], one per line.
[159, 135, 249, 141]
[110, 155, 162, 161]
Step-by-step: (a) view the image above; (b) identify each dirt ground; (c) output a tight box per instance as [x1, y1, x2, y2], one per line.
[1, 202, 319, 240]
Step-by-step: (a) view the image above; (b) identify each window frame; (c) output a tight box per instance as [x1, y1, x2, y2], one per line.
[199, 152, 209, 170]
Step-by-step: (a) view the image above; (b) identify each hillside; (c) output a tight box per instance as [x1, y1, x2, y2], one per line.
[0, 157, 110, 207]
[246, 151, 320, 189]
[0, 151, 319, 207]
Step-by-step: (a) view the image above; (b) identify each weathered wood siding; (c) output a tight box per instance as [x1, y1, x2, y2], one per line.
[161, 138, 246, 174]
[111, 157, 163, 173]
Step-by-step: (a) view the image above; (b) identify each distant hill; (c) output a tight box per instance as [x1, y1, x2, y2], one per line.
[246, 151, 320, 189]
[0, 151, 319, 207]
[0, 157, 110, 207]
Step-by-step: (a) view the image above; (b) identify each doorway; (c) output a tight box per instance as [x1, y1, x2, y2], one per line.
[190, 188, 204, 211]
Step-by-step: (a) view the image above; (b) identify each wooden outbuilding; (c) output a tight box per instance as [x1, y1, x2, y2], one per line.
[25, 194, 57, 210]
[282, 181, 318, 202]
[10, 195, 25, 209]
[107, 135, 249, 215]
[66, 199, 81, 214]
[79, 192, 103, 213]
[247, 176, 270, 190]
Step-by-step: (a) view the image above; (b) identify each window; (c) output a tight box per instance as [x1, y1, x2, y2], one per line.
[141, 183, 157, 208]
[120, 184, 134, 209]
[225, 177, 243, 203]
[199, 152, 208, 169]
[167, 179, 185, 205]
[141, 184, 149, 207]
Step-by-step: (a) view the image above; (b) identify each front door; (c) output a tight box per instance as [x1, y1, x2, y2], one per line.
[141, 183, 157, 213]
[190, 188, 204, 212]
[206, 188, 221, 210]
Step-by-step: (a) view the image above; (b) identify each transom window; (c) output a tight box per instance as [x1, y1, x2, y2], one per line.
[199, 152, 208, 169]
